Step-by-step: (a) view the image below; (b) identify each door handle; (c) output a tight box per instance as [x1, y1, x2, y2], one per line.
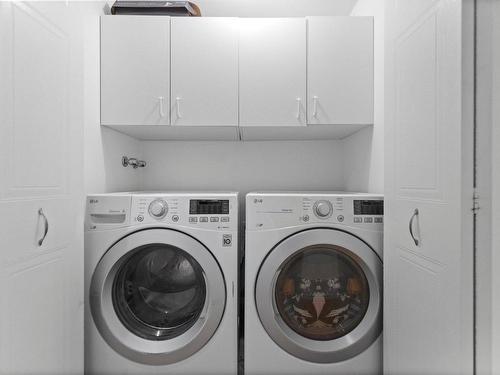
[176, 97, 182, 119]
[408, 208, 420, 246]
[296, 98, 301, 119]
[38, 208, 49, 246]
[313, 96, 319, 118]
[158, 96, 165, 118]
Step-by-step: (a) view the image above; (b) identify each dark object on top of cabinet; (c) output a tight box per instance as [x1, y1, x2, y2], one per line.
[111, 1, 201, 16]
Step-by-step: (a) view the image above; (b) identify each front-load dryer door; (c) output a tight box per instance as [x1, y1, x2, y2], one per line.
[89, 228, 226, 365]
[255, 228, 382, 363]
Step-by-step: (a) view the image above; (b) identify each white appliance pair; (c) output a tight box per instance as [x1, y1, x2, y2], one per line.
[85, 191, 383, 375]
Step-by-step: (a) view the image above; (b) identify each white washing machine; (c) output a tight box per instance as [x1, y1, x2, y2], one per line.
[84, 192, 238, 375]
[245, 192, 383, 375]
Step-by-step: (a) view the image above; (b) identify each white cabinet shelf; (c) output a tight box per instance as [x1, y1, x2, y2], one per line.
[100, 16, 373, 141]
[103, 125, 239, 141]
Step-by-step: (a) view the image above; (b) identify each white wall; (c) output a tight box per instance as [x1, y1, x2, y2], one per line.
[141, 140, 345, 196]
[83, 1, 143, 194]
[343, 0, 384, 193]
[193, 0, 357, 17]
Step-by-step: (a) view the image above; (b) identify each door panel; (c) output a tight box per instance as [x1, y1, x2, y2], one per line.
[171, 17, 238, 126]
[0, 2, 84, 374]
[2, 255, 67, 374]
[239, 18, 306, 126]
[100, 16, 170, 126]
[307, 17, 373, 125]
[0, 2, 69, 199]
[384, 0, 474, 373]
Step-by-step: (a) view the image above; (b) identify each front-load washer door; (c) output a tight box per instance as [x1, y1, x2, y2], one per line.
[255, 228, 382, 363]
[89, 228, 226, 365]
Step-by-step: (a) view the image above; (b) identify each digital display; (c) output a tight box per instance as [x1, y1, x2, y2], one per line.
[189, 200, 229, 215]
[353, 200, 384, 215]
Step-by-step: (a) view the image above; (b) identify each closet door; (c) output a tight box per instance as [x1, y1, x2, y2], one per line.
[171, 17, 238, 126]
[0, 2, 85, 374]
[384, 0, 474, 374]
[100, 16, 170, 126]
[307, 16, 373, 125]
[239, 18, 306, 126]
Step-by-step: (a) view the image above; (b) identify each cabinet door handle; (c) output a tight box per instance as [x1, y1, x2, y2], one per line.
[158, 96, 165, 118]
[176, 97, 182, 119]
[313, 96, 319, 118]
[38, 208, 49, 246]
[408, 208, 420, 246]
[296, 98, 301, 119]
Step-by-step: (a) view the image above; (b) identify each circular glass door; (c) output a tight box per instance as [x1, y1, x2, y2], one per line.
[90, 229, 226, 365]
[112, 244, 207, 341]
[275, 245, 370, 341]
[256, 229, 382, 363]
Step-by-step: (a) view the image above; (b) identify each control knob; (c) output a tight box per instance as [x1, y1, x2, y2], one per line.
[148, 199, 168, 219]
[313, 200, 333, 218]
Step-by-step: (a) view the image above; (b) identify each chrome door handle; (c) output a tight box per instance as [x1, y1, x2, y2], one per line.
[409, 208, 419, 246]
[176, 97, 182, 119]
[296, 98, 301, 119]
[312, 96, 319, 118]
[38, 208, 49, 246]
[158, 96, 165, 118]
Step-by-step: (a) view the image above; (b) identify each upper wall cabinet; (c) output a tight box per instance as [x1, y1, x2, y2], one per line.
[239, 18, 306, 127]
[307, 16, 373, 125]
[100, 16, 170, 126]
[171, 17, 238, 126]
[99, 16, 373, 140]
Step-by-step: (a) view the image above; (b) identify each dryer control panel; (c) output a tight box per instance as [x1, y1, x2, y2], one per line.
[246, 192, 383, 231]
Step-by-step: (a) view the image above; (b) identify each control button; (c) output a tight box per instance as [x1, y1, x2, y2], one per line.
[200, 217, 209, 223]
[374, 217, 383, 223]
[354, 217, 363, 223]
[364, 217, 373, 223]
[148, 199, 168, 219]
[313, 200, 333, 219]
[210, 217, 219, 222]
[337, 215, 344, 222]
[137, 215, 144, 222]
[172, 215, 179, 222]
[303, 214, 309, 222]
[221, 217, 230, 222]
[189, 217, 198, 223]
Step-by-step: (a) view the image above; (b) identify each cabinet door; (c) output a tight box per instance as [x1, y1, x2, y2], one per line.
[100, 16, 170, 126]
[384, 0, 474, 374]
[0, 2, 85, 373]
[307, 17, 373, 125]
[171, 17, 238, 126]
[239, 18, 306, 126]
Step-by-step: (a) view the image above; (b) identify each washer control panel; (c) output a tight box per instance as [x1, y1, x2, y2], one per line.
[131, 193, 237, 231]
[247, 193, 383, 230]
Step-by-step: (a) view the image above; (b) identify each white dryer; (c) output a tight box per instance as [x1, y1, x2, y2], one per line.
[245, 192, 383, 374]
[85, 192, 238, 375]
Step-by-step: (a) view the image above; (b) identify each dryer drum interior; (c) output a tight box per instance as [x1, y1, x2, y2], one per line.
[255, 228, 382, 363]
[274, 244, 370, 341]
[112, 243, 207, 341]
